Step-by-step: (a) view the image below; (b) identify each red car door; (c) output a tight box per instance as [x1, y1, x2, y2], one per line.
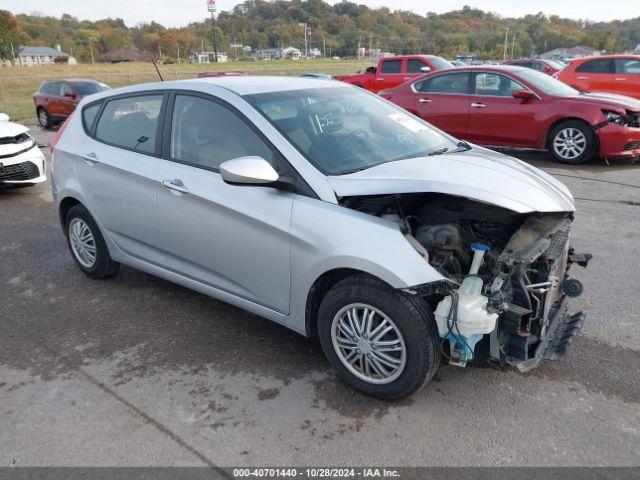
[613, 58, 640, 99]
[59, 82, 77, 116]
[45, 81, 62, 116]
[573, 58, 615, 93]
[374, 58, 405, 92]
[409, 71, 470, 139]
[466, 71, 542, 147]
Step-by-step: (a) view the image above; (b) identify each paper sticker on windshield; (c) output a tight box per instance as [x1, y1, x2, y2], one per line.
[387, 112, 429, 133]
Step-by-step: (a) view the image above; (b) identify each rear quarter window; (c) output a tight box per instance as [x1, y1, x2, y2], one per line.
[82, 103, 102, 133]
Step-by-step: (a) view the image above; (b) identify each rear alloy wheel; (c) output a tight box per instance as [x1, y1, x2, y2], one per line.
[37, 108, 52, 129]
[318, 275, 440, 400]
[549, 121, 595, 165]
[65, 204, 119, 279]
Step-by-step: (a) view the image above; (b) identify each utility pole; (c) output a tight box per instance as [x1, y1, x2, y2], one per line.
[298, 23, 308, 59]
[369, 35, 372, 63]
[503, 27, 509, 61]
[211, 12, 219, 62]
[323, 36, 326, 59]
[177, 42, 180, 63]
[511, 33, 516, 59]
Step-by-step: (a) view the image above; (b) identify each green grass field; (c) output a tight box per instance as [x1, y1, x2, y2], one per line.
[0, 59, 370, 123]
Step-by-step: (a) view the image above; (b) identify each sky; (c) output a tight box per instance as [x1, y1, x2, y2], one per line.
[3, 0, 638, 27]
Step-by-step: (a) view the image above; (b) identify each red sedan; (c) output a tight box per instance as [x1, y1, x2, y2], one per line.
[503, 58, 565, 76]
[379, 66, 640, 164]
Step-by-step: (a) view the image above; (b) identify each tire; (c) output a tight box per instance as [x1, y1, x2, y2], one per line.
[317, 275, 440, 400]
[37, 107, 53, 129]
[549, 120, 595, 165]
[64, 204, 119, 279]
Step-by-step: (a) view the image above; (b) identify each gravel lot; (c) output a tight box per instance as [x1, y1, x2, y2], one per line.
[1, 126, 639, 468]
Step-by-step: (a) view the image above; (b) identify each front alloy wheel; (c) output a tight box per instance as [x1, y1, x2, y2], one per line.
[331, 304, 407, 385]
[318, 275, 440, 400]
[549, 120, 595, 164]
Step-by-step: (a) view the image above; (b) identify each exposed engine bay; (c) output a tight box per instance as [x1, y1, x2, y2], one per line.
[340, 192, 591, 370]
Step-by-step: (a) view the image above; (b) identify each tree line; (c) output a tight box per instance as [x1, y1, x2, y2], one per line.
[1, 1, 640, 63]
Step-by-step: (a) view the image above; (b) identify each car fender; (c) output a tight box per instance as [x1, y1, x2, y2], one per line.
[286, 195, 445, 335]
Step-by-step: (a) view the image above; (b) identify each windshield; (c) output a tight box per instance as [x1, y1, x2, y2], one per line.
[244, 87, 457, 175]
[516, 69, 579, 96]
[74, 82, 109, 96]
[430, 57, 455, 70]
[546, 60, 566, 70]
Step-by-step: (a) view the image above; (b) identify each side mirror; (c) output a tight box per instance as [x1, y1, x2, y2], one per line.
[63, 92, 76, 98]
[512, 89, 534, 100]
[420, 66, 432, 73]
[220, 156, 279, 186]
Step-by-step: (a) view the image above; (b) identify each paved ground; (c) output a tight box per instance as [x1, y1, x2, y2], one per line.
[1, 126, 639, 467]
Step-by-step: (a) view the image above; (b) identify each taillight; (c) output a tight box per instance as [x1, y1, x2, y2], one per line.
[50, 114, 72, 154]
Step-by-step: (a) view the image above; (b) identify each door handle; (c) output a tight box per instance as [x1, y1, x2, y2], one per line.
[418, 98, 432, 103]
[578, 76, 588, 80]
[615, 78, 627, 81]
[82, 152, 99, 165]
[161, 179, 189, 194]
[471, 102, 486, 108]
[403, 77, 412, 80]
[376, 77, 384, 81]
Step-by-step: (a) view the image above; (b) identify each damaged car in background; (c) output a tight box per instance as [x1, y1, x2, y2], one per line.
[0, 113, 46, 187]
[52, 77, 591, 400]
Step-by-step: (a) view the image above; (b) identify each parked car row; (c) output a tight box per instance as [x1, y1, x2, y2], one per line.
[333, 53, 640, 164]
[379, 65, 640, 164]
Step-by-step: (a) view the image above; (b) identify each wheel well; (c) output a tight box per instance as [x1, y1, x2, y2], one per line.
[58, 197, 81, 228]
[304, 268, 384, 337]
[545, 117, 599, 152]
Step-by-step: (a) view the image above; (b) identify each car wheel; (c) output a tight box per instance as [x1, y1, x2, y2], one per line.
[65, 204, 119, 279]
[317, 275, 440, 400]
[37, 108, 53, 129]
[549, 120, 595, 165]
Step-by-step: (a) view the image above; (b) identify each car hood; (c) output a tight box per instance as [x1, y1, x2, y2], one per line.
[0, 114, 29, 138]
[566, 92, 640, 110]
[327, 146, 575, 214]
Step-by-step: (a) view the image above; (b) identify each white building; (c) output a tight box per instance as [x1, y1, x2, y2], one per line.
[539, 46, 600, 62]
[18, 45, 71, 66]
[192, 52, 228, 63]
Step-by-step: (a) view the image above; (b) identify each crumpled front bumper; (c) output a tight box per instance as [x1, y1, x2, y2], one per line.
[595, 123, 640, 160]
[508, 298, 586, 372]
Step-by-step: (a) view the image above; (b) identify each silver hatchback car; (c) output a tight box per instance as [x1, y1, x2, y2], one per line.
[52, 77, 589, 399]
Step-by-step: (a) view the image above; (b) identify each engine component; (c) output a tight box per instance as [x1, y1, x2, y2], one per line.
[434, 244, 498, 366]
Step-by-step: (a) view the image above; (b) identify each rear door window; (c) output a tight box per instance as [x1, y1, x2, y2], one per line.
[576, 59, 614, 73]
[94, 94, 163, 154]
[47, 82, 60, 96]
[380, 60, 402, 74]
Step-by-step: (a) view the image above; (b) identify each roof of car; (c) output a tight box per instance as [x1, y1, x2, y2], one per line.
[432, 65, 529, 74]
[189, 75, 347, 95]
[44, 78, 103, 84]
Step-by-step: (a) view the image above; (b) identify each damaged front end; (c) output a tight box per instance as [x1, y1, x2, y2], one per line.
[340, 192, 591, 372]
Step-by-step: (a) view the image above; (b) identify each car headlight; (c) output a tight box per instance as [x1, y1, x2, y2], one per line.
[602, 110, 627, 126]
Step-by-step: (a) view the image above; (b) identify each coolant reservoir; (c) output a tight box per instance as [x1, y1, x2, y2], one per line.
[434, 244, 498, 366]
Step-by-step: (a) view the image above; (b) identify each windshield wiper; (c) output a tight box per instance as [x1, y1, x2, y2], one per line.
[427, 147, 451, 156]
[426, 141, 471, 157]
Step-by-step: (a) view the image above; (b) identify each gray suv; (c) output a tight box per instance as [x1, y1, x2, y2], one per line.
[51, 77, 589, 399]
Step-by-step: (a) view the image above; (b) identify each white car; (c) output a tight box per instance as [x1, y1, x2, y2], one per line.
[0, 114, 46, 187]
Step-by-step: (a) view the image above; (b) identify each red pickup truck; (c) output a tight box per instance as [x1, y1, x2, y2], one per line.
[334, 55, 454, 93]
